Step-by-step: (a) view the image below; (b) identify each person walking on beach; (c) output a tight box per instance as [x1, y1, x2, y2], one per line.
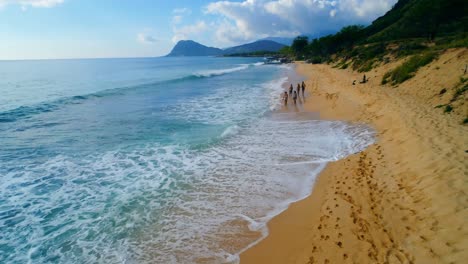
[282, 91, 288, 105]
[289, 84, 293, 95]
[293, 91, 298, 104]
[296, 83, 301, 95]
[301, 81, 306, 97]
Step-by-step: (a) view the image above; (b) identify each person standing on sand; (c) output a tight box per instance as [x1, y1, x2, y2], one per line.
[289, 84, 293, 95]
[301, 81, 306, 97]
[293, 91, 298, 105]
[283, 91, 288, 105]
[296, 83, 301, 95]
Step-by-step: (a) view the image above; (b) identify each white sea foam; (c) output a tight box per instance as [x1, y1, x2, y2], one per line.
[193, 62, 263, 78]
[194, 65, 249, 78]
[0, 116, 374, 264]
[221, 125, 240, 138]
[0, 62, 375, 264]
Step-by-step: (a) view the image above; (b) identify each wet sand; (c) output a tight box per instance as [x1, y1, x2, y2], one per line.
[241, 49, 467, 263]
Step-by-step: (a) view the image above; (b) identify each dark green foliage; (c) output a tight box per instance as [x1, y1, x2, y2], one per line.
[444, 105, 453, 113]
[306, 56, 323, 64]
[463, 118, 468, 124]
[223, 51, 281, 57]
[282, 0, 467, 73]
[363, 0, 412, 38]
[453, 85, 468, 101]
[382, 52, 437, 84]
[291, 36, 309, 59]
[381, 72, 390, 85]
[435, 77, 467, 114]
[306, 25, 365, 61]
[435, 33, 468, 48]
[393, 40, 428, 57]
[350, 43, 387, 72]
[357, 60, 375, 73]
[450, 77, 468, 102]
[366, 0, 468, 42]
[279, 46, 293, 57]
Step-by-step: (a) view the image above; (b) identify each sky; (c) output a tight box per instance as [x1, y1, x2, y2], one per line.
[0, 0, 398, 60]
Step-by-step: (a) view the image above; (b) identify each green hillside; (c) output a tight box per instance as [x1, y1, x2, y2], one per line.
[285, 0, 467, 65]
[365, 0, 467, 41]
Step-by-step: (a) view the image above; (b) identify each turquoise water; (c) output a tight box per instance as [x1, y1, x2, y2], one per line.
[0, 57, 374, 263]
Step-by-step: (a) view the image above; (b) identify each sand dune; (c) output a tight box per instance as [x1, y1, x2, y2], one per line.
[241, 48, 467, 264]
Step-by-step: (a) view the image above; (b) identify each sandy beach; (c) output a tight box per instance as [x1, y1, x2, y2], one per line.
[241, 48, 467, 263]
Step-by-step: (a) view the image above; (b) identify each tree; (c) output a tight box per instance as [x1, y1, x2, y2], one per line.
[291, 36, 309, 59]
[279, 46, 293, 57]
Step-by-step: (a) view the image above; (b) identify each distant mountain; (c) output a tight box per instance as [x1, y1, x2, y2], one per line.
[167, 39, 286, 57]
[223, 40, 285, 55]
[260, 37, 294, 46]
[166, 40, 223, 57]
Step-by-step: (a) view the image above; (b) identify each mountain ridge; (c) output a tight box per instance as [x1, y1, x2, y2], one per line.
[166, 40, 224, 57]
[166, 39, 285, 57]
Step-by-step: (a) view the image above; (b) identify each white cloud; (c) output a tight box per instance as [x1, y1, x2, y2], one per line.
[173, 7, 191, 15]
[170, 7, 207, 44]
[137, 32, 158, 44]
[204, 0, 397, 46]
[0, 0, 64, 8]
[172, 21, 208, 43]
[172, 15, 183, 24]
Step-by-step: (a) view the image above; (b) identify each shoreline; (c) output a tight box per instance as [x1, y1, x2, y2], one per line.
[241, 49, 467, 263]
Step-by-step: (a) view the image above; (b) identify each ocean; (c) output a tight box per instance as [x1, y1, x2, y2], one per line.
[0, 57, 374, 263]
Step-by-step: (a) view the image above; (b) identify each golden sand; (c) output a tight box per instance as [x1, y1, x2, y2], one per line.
[240, 48, 467, 264]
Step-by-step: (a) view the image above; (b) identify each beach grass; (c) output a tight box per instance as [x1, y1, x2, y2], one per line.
[381, 51, 438, 85]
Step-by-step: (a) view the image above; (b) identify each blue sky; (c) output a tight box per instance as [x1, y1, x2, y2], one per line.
[0, 0, 397, 60]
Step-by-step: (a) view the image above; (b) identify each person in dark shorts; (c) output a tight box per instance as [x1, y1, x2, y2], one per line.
[289, 84, 293, 95]
[293, 91, 298, 104]
[296, 83, 301, 95]
[301, 81, 306, 97]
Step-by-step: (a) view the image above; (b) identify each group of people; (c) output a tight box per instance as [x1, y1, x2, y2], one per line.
[352, 74, 369, 85]
[282, 81, 306, 105]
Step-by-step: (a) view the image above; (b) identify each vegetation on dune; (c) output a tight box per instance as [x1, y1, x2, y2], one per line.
[280, 0, 467, 84]
[434, 77, 467, 122]
[381, 52, 438, 85]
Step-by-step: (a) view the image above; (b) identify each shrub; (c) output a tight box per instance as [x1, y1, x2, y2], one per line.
[381, 52, 438, 85]
[394, 40, 428, 57]
[444, 105, 453, 113]
[358, 60, 375, 72]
